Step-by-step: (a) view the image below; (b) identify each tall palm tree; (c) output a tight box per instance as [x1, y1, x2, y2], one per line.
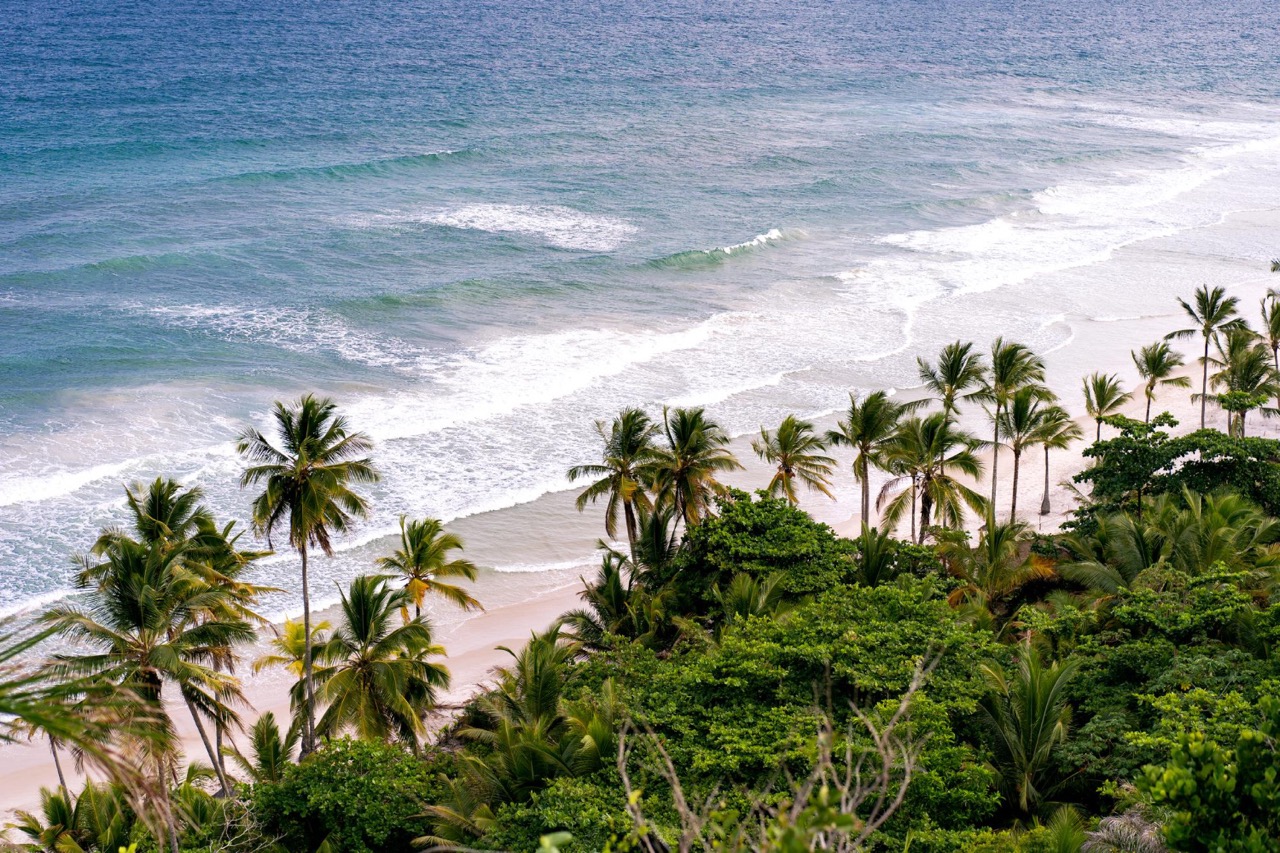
[651, 407, 742, 526]
[237, 393, 379, 754]
[1131, 341, 1190, 423]
[311, 575, 449, 752]
[1031, 406, 1082, 516]
[44, 535, 254, 848]
[917, 340, 986, 416]
[1166, 284, 1246, 429]
[567, 408, 661, 551]
[1262, 296, 1280, 403]
[825, 390, 916, 527]
[1082, 372, 1133, 442]
[979, 644, 1079, 817]
[751, 415, 836, 505]
[996, 387, 1052, 522]
[1209, 327, 1280, 437]
[376, 517, 481, 620]
[877, 413, 987, 543]
[980, 338, 1048, 513]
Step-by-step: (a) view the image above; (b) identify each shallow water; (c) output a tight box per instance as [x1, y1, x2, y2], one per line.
[3, 0, 1280, 617]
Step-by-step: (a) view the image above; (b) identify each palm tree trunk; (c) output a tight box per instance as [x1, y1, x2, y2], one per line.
[1009, 449, 1021, 523]
[909, 476, 917, 544]
[859, 456, 871, 529]
[163, 769, 181, 853]
[299, 544, 317, 756]
[918, 482, 932, 545]
[184, 693, 231, 796]
[1095, 419, 1102, 443]
[1240, 409, 1247, 438]
[990, 416, 1000, 511]
[623, 500, 638, 554]
[1040, 445, 1051, 516]
[48, 734, 67, 794]
[1201, 336, 1209, 430]
[1145, 391, 1152, 424]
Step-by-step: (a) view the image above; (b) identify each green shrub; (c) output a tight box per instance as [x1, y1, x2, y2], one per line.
[252, 738, 451, 853]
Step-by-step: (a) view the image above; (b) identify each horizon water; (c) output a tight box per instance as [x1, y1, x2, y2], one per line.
[3, 0, 1280, 621]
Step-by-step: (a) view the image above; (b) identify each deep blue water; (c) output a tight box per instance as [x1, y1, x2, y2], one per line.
[2, 0, 1279, 614]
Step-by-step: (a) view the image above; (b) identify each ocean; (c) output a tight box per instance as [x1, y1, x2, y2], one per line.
[3, 0, 1280, 619]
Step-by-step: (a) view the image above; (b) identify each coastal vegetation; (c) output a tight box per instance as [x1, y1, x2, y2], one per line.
[6, 284, 1280, 851]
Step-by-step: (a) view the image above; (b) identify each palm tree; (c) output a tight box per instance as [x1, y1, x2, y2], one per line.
[978, 644, 1079, 817]
[825, 391, 916, 527]
[996, 387, 1053, 522]
[567, 408, 661, 551]
[917, 340, 986, 415]
[940, 516, 1048, 631]
[1262, 296, 1280, 409]
[376, 517, 481, 620]
[44, 535, 254, 850]
[751, 415, 836, 505]
[1131, 341, 1190, 423]
[651, 407, 742, 526]
[980, 338, 1048, 513]
[227, 712, 298, 784]
[312, 575, 449, 751]
[1082, 372, 1133, 442]
[877, 413, 987, 543]
[237, 393, 379, 754]
[1031, 406, 1082, 516]
[1166, 284, 1246, 429]
[1209, 327, 1280, 437]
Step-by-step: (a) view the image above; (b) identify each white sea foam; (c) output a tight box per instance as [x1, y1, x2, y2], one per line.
[359, 203, 639, 252]
[719, 228, 787, 254]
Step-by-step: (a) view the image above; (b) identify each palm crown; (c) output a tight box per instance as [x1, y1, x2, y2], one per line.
[376, 516, 482, 619]
[752, 415, 836, 505]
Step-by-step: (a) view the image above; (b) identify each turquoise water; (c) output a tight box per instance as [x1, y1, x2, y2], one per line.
[3, 0, 1280, 614]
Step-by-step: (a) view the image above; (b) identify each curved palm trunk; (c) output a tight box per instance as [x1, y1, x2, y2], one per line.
[1040, 445, 1051, 516]
[299, 544, 317, 756]
[184, 693, 231, 796]
[1009, 449, 1022, 523]
[1095, 419, 1102, 443]
[1201, 335, 1209, 430]
[48, 735, 67, 794]
[1145, 387, 1153, 423]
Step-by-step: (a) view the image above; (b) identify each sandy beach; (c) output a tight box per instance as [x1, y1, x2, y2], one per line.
[2, 202, 1278, 819]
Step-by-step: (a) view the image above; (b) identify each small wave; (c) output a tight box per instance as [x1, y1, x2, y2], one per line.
[645, 228, 788, 270]
[359, 204, 638, 252]
[493, 553, 601, 574]
[219, 150, 466, 185]
[142, 303, 427, 369]
[0, 587, 77, 621]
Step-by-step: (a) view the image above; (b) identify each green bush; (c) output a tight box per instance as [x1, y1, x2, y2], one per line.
[252, 738, 451, 853]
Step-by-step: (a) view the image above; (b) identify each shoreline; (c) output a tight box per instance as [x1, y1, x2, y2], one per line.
[3, 209, 1279, 816]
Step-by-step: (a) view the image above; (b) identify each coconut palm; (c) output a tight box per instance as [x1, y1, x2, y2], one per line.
[1209, 327, 1280, 437]
[1082, 372, 1133, 442]
[237, 393, 379, 754]
[979, 644, 1079, 817]
[1166, 284, 1246, 429]
[227, 712, 298, 784]
[877, 413, 987, 543]
[825, 390, 916, 527]
[1031, 406, 1083, 516]
[938, 516, 1050, 631]
[752, 415, 836, 504]
[44, 535, 254, 848]
[311, 575, 449, 751]
[651, 406, 742, 526]
[997, 387, 1055, 522]
[918, 340, 986, 415]
[13, 780, 137, 853]
[980, 338, 1048, 513]
[567, 408, 661, 550]
[1131, 341, 1191, 423]
[376, 516, 481, 620]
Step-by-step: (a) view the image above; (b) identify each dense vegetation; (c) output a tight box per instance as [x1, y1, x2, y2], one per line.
[5, 283, 1280, 851]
